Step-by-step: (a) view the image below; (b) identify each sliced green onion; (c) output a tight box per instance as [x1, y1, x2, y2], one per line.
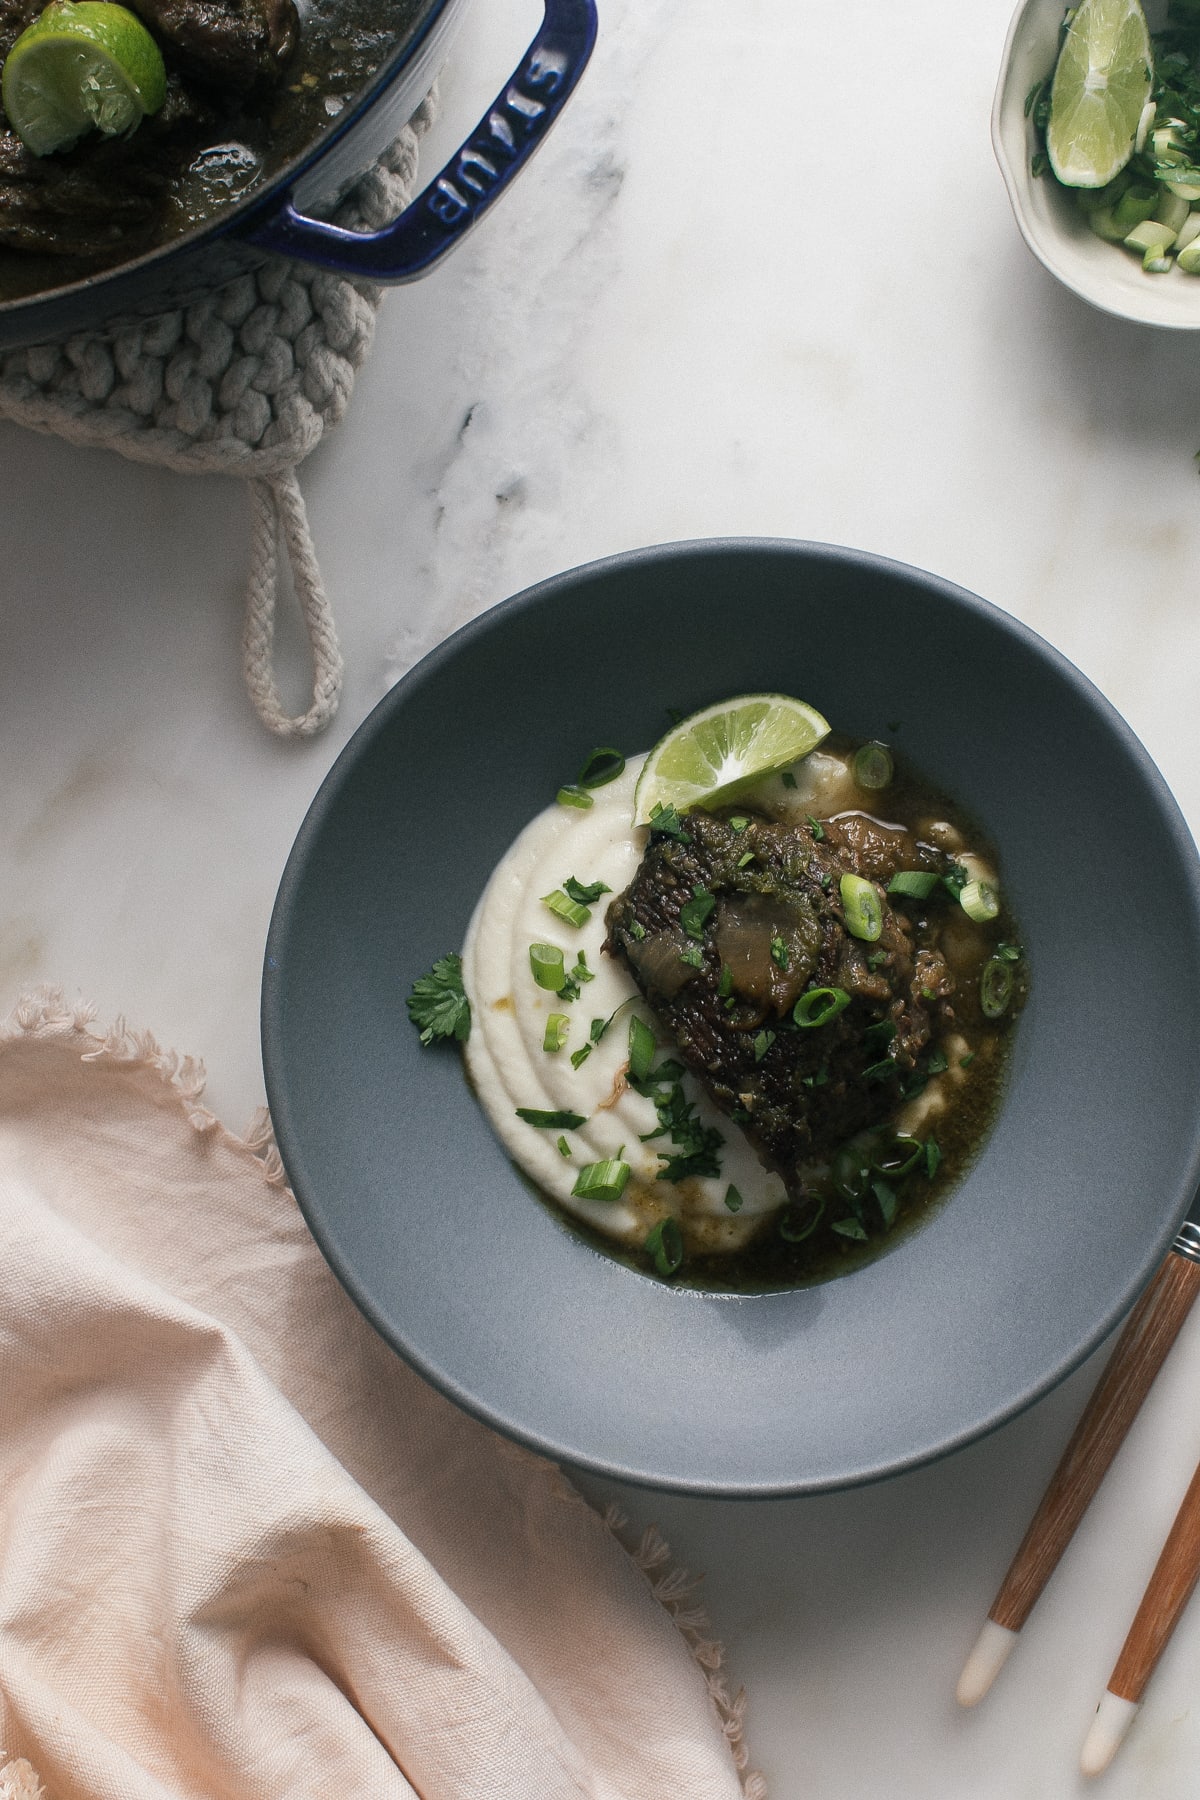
[724, 1184, 743, 1213]
[645, 1215, 684, 1276]
[888, 869, 939, 900]
[737, 851, 755, 868]
[556, 1135, 571, 1158]
[779, 1195, 824, 1241]
[628, 1015, 656, 1083]
[516, 1107, 587, 1129]
[840, 873, 883, 942]
[872, 1178, 898, 1227]
[831, 1216, 869, 1242]
[753, 1029, 776, 1062]
[793, 985, 851, 1028]
[543, 1013, 570, 1052]
[572, 1156, 630, 1202]
[924, 1138, 942, 1179]
[960, 878, 1000, 923]
[871, 1134, 923, 1178]
[529, 943, 566, 991]
[980, 956, 1014, 1019]
[542, 888, 590, 929]
[718, 963, 733, 999]
[832, 1143, 872, 1202]
[577, 746, 625, 789]
[853, 741, 894, 790]
[556, 784, 593, 809]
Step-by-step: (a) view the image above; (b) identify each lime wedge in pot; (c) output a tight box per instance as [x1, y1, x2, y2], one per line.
[1047, 0, 1153, 188]
[2, 0, 167, 158]
[633, 694, 831, 825]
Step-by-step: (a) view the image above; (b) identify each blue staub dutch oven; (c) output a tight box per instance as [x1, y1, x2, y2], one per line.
[0, 0, 597, 350]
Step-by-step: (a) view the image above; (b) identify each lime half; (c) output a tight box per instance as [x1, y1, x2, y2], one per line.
[633, 694, 832, 825]
[1047, 0, 1153, 188]
[2, 1, 167, 158]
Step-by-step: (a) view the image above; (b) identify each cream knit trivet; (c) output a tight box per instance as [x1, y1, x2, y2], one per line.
[0, 92, 437, 740]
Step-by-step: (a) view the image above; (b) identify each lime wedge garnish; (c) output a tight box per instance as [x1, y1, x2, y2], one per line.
[1047, 0, 1153, 188]
[632, 694, 832, 826]
[2, 0, 167, 158]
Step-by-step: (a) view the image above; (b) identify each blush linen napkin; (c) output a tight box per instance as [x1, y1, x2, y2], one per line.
[0, 991, 763, 1800]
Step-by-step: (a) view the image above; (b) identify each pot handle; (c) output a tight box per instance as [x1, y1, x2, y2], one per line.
[245, 0, 598, 279]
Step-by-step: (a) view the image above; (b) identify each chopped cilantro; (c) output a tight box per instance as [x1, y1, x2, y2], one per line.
[995, 942, 1022, 962]
[770, 935, 790, 971]
[632, 1059, 723, 1183]
[724, 1184, 744, 1213]
[406, 953, 471, 1046]
[629, 920, 646, 940]
[516, 1107, 587, 1129]
[753, 1029, 776, 1062]
[862, 1057, 896, 1083]
[648, 802, 690, 842]
[781, 771, 797, 789]
[942, 863, 969, 900]
[807, 815, 825, 840]
[960, 1052, 975, 1068]
[832, 1217, 868, 1242]
[680, 885, 715, 940]
[564, 875, 611, 906]
[730, 816, 750, 833]
[925, 1048, 949, 1075]
[737, 851, 755, 868]
[867, 950, 889, 969]
[718, 963, 733, 998]
[559, 951, 595, 1003]
[679, 944, 704, 969]
[925, 1139, 942, 1179]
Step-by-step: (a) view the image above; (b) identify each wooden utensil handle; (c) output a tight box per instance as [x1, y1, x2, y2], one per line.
[991, 1238, 1200, 1633]
[1109, 1456, 1200, 1701]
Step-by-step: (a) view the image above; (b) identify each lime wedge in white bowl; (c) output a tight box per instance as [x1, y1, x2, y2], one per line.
[632, 693, 830, 825]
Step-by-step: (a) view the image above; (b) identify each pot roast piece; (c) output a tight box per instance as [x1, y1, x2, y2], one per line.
[128, 0, 298, 93]
[0, 0, 296, 257]
[0, 127, 172, 255]
[604, 810, 957, 1182]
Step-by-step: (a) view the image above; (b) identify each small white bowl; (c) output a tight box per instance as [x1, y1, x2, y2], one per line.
[993, 0, 1200, 328]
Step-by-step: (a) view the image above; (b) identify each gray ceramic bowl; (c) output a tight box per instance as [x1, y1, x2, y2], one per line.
[993, 0, 1200, 329]
[262, 539, 1200, 1496]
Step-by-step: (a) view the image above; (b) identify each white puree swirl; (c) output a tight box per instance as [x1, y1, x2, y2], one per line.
[462, 748, 881, 1256]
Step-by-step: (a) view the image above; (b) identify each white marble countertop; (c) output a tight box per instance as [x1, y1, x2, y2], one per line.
[5, 0, 1200, 1792]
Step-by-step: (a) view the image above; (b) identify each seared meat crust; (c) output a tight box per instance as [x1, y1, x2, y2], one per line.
[604, 810, 955, 1181]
